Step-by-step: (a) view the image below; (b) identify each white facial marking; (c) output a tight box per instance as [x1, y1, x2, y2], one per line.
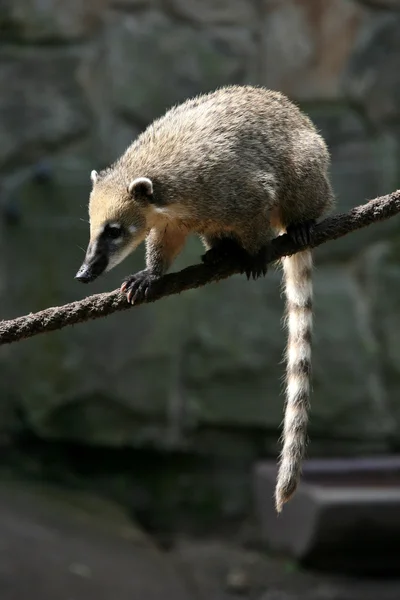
[86, 240, 97, 261]
[104, 234, 146, 272]
[90, 170, 98, 185]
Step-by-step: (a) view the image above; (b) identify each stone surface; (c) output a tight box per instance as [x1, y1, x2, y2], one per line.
[343, 13, 400, 124]
[172, 537, 400, 600]
[253, 458, 400, 574]
[0, 476, 400, 600]
[1, 255, 386, 449]
[112, 0, 157, 7]
[0, 478, 191, 600]
[359, 0, 400, 7]
[0, 157, 196, 445]
[360, 0, 400, 6]
[0, 204, 392, 449]
[0, 48, 90, 168]
[103, 11, 257, 123]
[164, 0, 257, 25]
[0, 0, 107, 41]
[181, 265, 390, 442]
[306, 105, 400, 262]
[0, 0, 400, 471]
[309, 266, 392, 443]
[366, 247, 400, 431]
[78, 40, 142, 165]
[182, 270, 286, 429]
[260, 0, 368, 100]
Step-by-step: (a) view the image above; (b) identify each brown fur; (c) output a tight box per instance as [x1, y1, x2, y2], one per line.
[80, 85, 335, 511]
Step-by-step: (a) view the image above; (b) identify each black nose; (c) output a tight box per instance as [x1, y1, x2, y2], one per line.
[75, 264, 95, 283]
[75, 253, 108, 283]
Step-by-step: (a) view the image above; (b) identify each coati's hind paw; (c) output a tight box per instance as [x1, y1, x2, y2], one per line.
[121, 269, 157, 304]
[286, 219, 316, 247]
[201, 238, 248, 266]
[242, 247, 268, 281]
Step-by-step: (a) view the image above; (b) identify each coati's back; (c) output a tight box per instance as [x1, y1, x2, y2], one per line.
[114, 85, 332, 223]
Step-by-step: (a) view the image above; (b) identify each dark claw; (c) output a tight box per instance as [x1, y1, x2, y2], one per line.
[286, 219, 316, 247]
[242, 247, 268, 281]
[121, 270, 156, 304]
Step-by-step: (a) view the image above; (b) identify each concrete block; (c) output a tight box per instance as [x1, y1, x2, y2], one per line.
[253, 456, 400, 575]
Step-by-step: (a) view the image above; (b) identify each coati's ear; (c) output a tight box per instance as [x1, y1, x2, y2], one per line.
[90, 170, 98, 185]
[128, 177, 154, 202]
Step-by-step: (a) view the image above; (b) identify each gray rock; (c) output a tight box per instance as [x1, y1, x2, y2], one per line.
[305, 105, 400, 263]
[0, 48, 90, 168]
[254, 458, 400, 575]
[182, 269, 286, 430]
[78, 40, 141, 165]
[0, 0, 106, 41]
[0, 190, 390, 449]
[366, 246, 400, 428]
[112, 0, 158, 8]
[177, 264, 388, 444]
[260, 0, 367, 100]
[172, 536, 400, 600]
[310, 266, 391, 443]
[343, 14, 400, 124]
[0, 158, 196, 446]
[0, 0, 399, 457]
[103, 10, 257, 123]
[358, 0, 400, 7]
[164, 0, 257, 26]
[0, 479, 191, 600]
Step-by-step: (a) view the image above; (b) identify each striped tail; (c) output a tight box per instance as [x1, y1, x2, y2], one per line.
[275, 249, 313, 513]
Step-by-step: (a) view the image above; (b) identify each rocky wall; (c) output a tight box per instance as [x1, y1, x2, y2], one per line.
[1, 0, 400, 459]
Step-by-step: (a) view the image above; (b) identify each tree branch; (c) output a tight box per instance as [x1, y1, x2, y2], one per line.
[1, 189, 399, 347]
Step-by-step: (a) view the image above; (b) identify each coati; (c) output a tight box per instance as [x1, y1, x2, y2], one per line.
[75, 85, 334, 512]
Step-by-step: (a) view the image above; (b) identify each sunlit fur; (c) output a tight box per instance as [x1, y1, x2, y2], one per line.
[79, 85, 335, 510]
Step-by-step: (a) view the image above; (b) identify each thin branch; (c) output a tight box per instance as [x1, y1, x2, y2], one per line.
[1, 189, 399, 347]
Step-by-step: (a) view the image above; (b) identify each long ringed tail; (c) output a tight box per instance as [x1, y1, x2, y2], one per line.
[275, 249, 313, 513]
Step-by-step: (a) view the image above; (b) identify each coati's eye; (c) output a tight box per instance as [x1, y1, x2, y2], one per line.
[104, 224, 122, 240]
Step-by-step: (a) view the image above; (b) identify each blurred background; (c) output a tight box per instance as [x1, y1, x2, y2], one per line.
[1, 0, 400, 598]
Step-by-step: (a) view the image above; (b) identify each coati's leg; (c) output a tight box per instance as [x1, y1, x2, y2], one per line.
[122, 226, 187, 304]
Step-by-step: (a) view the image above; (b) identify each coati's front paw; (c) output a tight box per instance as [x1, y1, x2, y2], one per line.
[242, 247, 268, 281]
[286, 219, 316, 246]
[121, 269, 157, 304]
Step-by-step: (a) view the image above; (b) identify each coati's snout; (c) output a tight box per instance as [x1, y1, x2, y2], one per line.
[75, 240, 109, 283]
[75, 220, 147, 284]
[75, 256, 108, 283]
[75, 221, 129, 283]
